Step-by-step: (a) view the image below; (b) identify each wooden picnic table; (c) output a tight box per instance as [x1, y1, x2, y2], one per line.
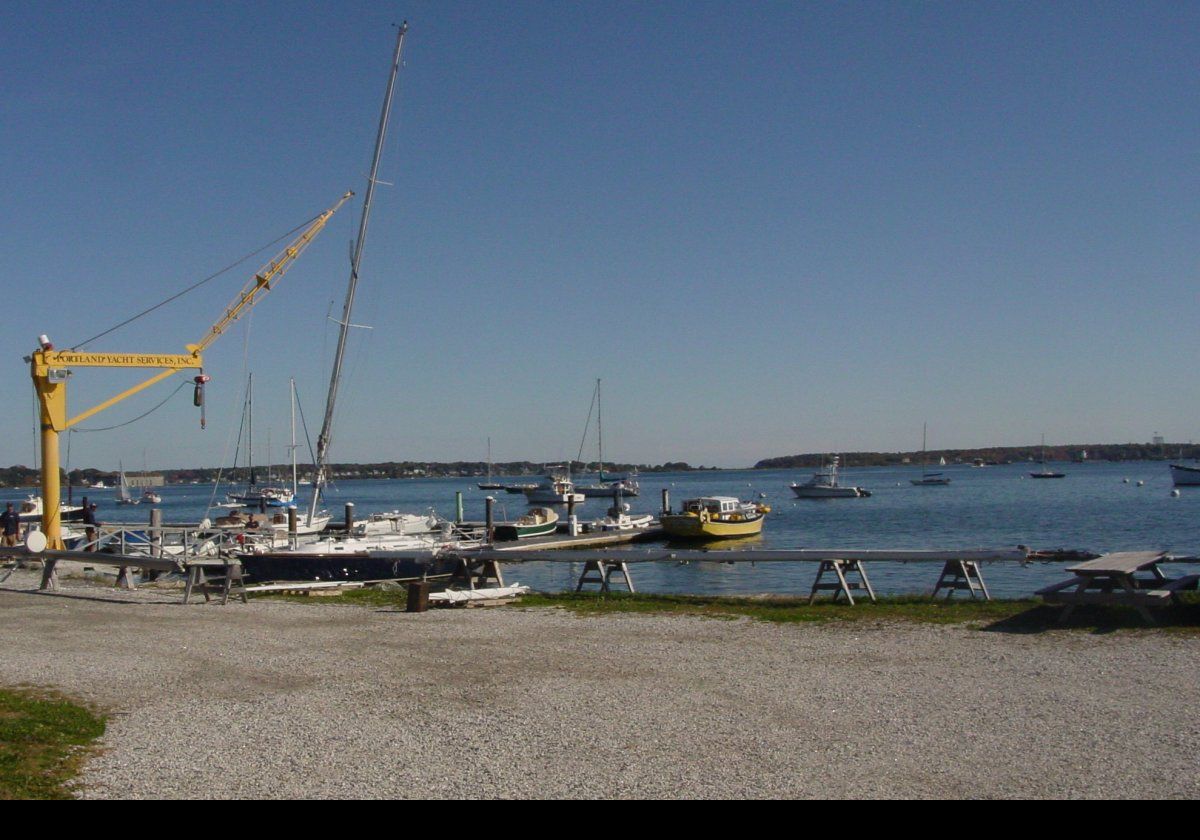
[1037, 551, 1200, 624]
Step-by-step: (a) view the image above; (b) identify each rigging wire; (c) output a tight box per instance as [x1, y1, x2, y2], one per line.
[70, 380, 190, 432]
[69, 212, 323, 351]
[575, 382, 598, 466]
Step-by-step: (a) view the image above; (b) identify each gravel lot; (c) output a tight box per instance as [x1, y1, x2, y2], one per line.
[1, 569, 1197, 799]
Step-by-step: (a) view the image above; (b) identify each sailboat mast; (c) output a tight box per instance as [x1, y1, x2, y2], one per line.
[309, 22, 409, 522]
[596, 378, 603, 478]
[290, 378, 298, 497]
[247, 373, 255, 489]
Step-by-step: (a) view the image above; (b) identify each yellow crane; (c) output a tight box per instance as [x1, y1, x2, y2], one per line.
[28, 190, 353, 549]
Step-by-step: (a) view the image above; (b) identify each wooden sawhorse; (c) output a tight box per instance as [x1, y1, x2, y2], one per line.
[576, 559, 636, 593]
[931, 560, 991, 601]
[449, 556, 506, 590]
[808, 559, 876, 605]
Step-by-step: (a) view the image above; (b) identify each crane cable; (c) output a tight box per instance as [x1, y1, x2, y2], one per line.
[69, 211, 327, 351]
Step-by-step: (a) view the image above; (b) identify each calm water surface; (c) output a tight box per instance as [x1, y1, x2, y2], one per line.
[51, 460, 1200, 598]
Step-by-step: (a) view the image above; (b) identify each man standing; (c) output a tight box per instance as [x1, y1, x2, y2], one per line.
[0, 502, 19, 547]
[82, 503, 99, 551]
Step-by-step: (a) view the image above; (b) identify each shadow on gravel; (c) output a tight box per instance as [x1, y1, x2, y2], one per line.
[981, 603, 1200, 635]
[0, 587, 179, 606]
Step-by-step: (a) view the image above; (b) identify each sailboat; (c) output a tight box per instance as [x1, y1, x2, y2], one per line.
[115, 462, 138, 505]
[225, 374, 295, 508]
[238, 24, 480, 584]
[574, 379, 640, 498]
[910, 423, 951, 486]
[477, 437, 506, 490]
[1029, 435, 1066, 479]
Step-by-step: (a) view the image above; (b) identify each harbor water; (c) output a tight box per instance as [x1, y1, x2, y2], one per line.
[49, 460, 1200, 598]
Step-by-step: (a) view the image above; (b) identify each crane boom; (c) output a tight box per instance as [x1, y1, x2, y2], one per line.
[190, 190, 353, 355]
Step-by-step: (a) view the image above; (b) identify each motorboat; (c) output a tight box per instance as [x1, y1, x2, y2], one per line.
[576, 476, 640, 498]
[660, 496, 768, 540]
[493, 507, 559, 541]
[790, 456, 870, 498]
[524, 468, 585, 504]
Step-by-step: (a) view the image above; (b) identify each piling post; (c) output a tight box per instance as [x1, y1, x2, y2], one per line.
[661, 488, 671, 516]
[485, 496, 495, 544]
[344, 502, 355, 533]
[455, 491, 464, 524]
[150, 508, 163, 559]
[287, 506, 298, 549]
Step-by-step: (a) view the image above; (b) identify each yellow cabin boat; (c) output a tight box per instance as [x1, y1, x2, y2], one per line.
[660, 496, 768, 540]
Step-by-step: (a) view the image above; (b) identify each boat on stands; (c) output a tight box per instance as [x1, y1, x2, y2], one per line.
[791, 456, 871, 498]
[661, 496, 767, 540]
[237, 25, 476, 583]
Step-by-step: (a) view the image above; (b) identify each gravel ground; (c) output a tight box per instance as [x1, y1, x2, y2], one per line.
[1, 568, 1197, 799]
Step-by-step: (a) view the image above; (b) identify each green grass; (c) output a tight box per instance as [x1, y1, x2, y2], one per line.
[258, 586, 1200, 632]
[0, 688, 106, 800]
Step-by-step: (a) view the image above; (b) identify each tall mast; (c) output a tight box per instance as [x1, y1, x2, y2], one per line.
[248, 373, 255, 489]
[596, 378, 603, 479]
[290, 378, 298, 497]
[309, 22, 409, 522]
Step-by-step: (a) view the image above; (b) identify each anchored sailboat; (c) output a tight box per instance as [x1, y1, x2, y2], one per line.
[910, 423, 951, 486]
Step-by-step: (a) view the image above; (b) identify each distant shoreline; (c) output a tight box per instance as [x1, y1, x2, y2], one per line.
[1, 442, 1193, 487]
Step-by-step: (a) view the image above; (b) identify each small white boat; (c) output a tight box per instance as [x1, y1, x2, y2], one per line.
[791, 456, 870, 498]
[524, 468, 585, 504]
[141, 489, 162, 504]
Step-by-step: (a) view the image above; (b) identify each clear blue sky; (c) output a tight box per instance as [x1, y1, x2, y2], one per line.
[2, 1, 1197, 470]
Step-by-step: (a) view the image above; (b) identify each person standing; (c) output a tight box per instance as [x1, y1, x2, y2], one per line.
[82, 503, 100, 551]
[0, 502, 19, 547]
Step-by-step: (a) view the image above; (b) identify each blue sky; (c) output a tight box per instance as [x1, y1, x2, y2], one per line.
[1, 1, 1197, 470]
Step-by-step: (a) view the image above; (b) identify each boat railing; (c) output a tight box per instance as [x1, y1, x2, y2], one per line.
[63, 523, 250, 561]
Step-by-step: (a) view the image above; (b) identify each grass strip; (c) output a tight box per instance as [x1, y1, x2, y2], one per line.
[0, 688, 105, 800]
[257, 587, 1200, 632]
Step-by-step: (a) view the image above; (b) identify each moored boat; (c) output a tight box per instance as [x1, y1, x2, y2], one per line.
[524, 468, 585, 504]
[791, 456, 870, 498]
[493, 507, 559, 541]
[1169, 463, 1200, 486]
[660, 496, 768, 540]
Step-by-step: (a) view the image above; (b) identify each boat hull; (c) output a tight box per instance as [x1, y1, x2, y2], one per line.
[659, 512, 765, 540]
[791, 485, 869, 498]
[493, 520, 559, 541]
[238, 551, 460, 584]
[1169, 465, 1200, 486]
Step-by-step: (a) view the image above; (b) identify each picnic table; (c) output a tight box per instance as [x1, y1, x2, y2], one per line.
[1037, 551, 1200, 624]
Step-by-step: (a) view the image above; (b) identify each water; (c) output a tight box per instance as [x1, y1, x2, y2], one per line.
[49, 460, 1200, 598]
